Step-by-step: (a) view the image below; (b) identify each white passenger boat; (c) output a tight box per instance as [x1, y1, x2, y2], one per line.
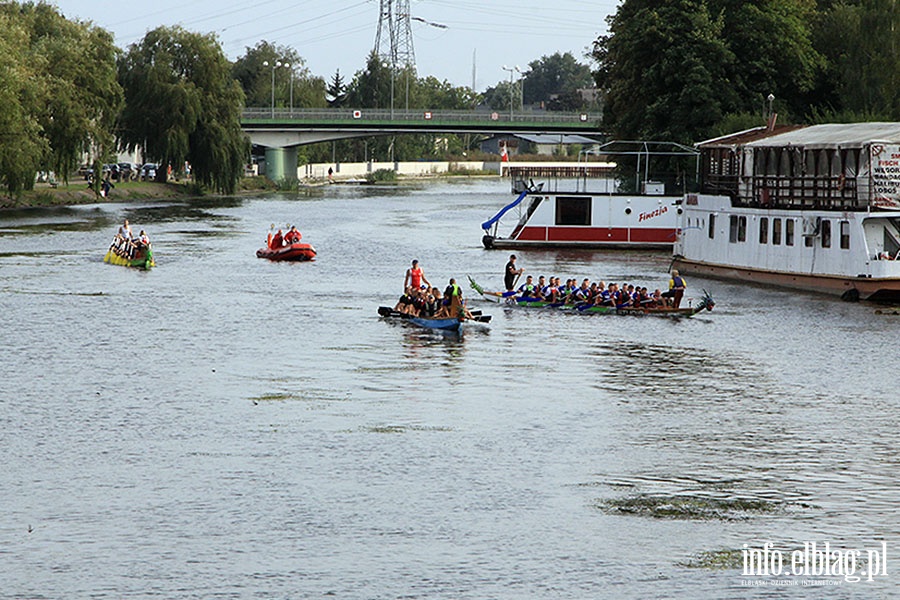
[673, 122, 900, 301]
[481, 142, 698, 250]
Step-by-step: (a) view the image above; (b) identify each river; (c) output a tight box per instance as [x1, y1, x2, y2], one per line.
[0, 179, 896, 598]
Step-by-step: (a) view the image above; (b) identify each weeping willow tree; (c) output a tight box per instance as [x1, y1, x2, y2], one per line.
[118, 26, 248, 194]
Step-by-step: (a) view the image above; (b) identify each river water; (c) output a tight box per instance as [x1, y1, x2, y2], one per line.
[0, 179, 897, 599]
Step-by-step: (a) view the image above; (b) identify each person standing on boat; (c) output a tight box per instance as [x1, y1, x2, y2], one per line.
[404, 259, 431, 291]
[669, 270, 687, 308]
[504, 254, 523, 291]
[117, 219, 132, 240]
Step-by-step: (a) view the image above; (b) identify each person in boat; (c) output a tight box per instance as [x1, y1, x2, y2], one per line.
[283, 226, 302, 244]
[270, 229, 284, 249]
[574, 279, 593, 304]
[594, 282, 613, 306]
[117, 219, 133, 241]
[505, 254, 524, 291]
[441, 278, 474, 320]
[422, 287, 442, 317]
[394, 287, 418, 315]
[668, 270, 687, 309]
[404, 259, 432, 292]
[135, 230, 150, 247]
[517, 275, 538, 298]
[541, 276, 559, 302]
[534, 275, 548, 299]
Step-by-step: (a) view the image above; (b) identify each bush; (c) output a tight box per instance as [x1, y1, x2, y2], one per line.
[366, 169, 397, 183]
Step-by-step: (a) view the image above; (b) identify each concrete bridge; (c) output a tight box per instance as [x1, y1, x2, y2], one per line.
[241, 107, 602, 181]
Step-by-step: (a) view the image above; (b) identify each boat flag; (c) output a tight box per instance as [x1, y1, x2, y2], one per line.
[500, 144, 509, 162]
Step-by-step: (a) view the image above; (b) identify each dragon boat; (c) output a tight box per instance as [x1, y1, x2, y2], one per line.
[103, 236, 154, 269]
[377, 306, 491, 333]
[468, 276, 714, 317]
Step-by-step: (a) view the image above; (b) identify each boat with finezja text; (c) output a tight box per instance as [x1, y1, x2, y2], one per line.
[481, 143, 698, 250]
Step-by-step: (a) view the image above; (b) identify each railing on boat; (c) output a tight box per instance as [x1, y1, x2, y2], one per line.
[701, 174, 867, 211]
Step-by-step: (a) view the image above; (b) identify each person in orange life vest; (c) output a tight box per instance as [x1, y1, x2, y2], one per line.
[270, 229, 284, 249]
[284, 225, 302, 244]
[404, 259, 431, 291]
[669, 270, 687, 308]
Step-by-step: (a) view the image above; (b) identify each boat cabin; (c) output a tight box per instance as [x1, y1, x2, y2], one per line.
[697, 122, 900, 211]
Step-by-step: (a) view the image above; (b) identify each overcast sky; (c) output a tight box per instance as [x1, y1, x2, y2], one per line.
[52, 0, 616, 91]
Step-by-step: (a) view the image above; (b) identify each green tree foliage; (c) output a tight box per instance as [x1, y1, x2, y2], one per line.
[712, 0, 823, 120]
[593, 0, 735, 143]
[232, 40, 325, 109]
[118, 26, 248, 194]
[326, 69, 347, 108]
[523, 52, 595, 108]
[814, 0, 900, 119]
[0, 11, 46, 194]
[0, 2, 121, 193]
[345, 52, 392, 108]
[593, 0, 824, 141]
[21, 2, 122, 184]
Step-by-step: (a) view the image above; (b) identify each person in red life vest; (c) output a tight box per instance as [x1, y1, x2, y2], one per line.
[404, 259, 431, 291]
[270, 229, 284, 249]
[283, 225, 302, 244]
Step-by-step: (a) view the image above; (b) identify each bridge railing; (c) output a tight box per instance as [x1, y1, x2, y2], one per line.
[242, 107, 598, 125]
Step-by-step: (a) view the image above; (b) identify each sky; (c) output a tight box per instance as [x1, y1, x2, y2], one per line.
[51, 0, 617, 91]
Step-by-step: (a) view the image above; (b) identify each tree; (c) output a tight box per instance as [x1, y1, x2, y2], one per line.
[0, 2, 120, 194]
[326, 69, 347, 108]
[0, 10, 46, 194]
[345, 52, 392, 109]
[523, 52, 595, 109]
[711, 0, 823, 121]
[593, 0, 737, 143]
[118, 26, 248, 193]
[814, 0, 900, 119]
[20, 2, 122, 185]
[232, 41, 325, 109]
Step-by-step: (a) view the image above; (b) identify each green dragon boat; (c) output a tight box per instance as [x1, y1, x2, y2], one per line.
[468, 276, 714, 317]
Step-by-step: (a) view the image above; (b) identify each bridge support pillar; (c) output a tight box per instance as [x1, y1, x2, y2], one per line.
[264, 147, 298, 182]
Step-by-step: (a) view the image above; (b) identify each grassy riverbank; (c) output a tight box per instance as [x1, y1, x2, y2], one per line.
[0, 177, 279, 210]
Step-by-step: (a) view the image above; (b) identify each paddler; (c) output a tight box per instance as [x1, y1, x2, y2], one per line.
[504, 254, 523, 291]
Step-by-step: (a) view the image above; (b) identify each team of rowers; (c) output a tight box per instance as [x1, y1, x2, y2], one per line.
[109, 218, 151, 258]
[394, 259, 475, 319]
[504, 254, 688, 309]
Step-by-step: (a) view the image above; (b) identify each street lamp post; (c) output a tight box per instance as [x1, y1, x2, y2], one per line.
[289, 65, 295, 115]
[501, 65, 521, 120]
[382, 61, 395, 119]
[262, 60, 288, 118]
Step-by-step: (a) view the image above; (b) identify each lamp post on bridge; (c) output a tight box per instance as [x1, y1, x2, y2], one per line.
[262, 60, 289, 118]
[501, 65, 521, 120]
[382, 61, 395, 119]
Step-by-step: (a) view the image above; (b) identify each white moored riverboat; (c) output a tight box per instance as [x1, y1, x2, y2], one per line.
[481, 142, 698, 250]
[674, 122, 900, 301]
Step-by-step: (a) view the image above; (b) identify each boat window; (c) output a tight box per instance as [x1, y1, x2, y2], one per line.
[773, 218, 782, 245]
[821, 219, 832, 248]
[786, 218, 795, 246]
[738, 216, 747, 242]
[759, 217, 769, 244]
[729, 215, 738, 242]
[709, 214, 715, 239]
[840, 220, 850, 249]
[555, 196, 591, 226]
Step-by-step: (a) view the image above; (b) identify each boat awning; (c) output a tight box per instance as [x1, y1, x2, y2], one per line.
[743, 122, 900, 150]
